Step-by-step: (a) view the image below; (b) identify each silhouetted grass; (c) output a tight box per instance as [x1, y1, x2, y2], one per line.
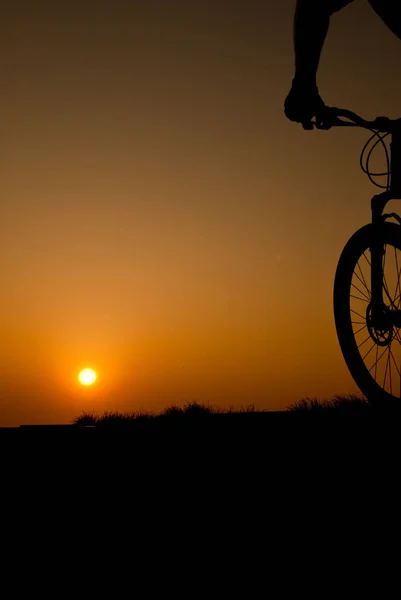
[73, 401, 258, 427]
[72, 408, 153, 427]
[73, 394, 400, 428]
[287, 393, 370, 413]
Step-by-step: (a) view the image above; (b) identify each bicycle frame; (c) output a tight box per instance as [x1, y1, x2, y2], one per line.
[317, 109, 401, 328]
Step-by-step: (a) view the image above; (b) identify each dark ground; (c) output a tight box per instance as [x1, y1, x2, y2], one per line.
[2, 410, 397, 576]
[2, 409, 399, 466]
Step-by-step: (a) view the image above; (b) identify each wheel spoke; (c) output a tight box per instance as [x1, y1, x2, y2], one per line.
[362, 251, 371, 268]
[354, 267, 370, 297]
[383, 348, 390, 390]
[368, 344, 389, 374]
[383, 271, 397, 309]
[350, 294, 369, 303]
[394, 246, 401, 308]
[393, 292, 401, 307]
[357, 333, 373, 350]
[388, 347, 393, 395]
[353, 323, 367, 336]
[356, 260, 369, 294]
[351, 308, 366, 321]
[389, 345, 401, 378]
[351, 282, 370, 302]
[361, 339, 377, 362]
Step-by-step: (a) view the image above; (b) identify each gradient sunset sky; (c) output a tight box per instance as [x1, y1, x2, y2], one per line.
[2, 0, 401, 425]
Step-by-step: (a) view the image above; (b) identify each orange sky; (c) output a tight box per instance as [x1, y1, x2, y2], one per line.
[2, 1, 401, 425]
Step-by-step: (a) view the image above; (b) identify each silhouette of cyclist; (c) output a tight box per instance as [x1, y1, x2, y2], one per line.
[284, 1, 401, 129]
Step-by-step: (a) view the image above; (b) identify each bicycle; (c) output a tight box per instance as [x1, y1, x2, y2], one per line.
[313, 108, 401, 405]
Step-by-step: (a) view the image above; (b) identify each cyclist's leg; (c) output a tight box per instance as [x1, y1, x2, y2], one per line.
[368, 0, 401, 40]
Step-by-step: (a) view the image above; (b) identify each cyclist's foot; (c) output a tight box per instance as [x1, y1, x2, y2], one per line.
[284, 80, 328, 129]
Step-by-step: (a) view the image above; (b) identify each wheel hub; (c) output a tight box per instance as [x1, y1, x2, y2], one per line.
[366, 303, 393, 346]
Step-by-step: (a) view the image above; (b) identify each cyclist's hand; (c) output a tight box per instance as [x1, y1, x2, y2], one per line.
[284, 82, 327, 130]
[313, 105, 340, 129]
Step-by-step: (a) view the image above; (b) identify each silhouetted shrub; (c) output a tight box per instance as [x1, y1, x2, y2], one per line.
[182, 402, 214, 417]
[162, 405, 184, 418]
[73, 411, 98, 426]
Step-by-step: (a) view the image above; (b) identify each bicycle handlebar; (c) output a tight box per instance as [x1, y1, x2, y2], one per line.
[313, 108, 401, 132]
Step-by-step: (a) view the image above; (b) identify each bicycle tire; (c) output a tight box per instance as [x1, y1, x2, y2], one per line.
[334, 221, 401, 405]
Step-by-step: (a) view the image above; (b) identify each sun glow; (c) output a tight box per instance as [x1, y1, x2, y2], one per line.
[78, 368, 97, 386]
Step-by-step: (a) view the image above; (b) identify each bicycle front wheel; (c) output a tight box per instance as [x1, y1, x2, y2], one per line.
[334, 222, 401, 405]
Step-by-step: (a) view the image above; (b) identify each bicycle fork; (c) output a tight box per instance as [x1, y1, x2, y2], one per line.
[370, 125, 401, 328]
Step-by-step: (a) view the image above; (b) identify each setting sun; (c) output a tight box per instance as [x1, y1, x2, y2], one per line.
[78, 368, 97, 386]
